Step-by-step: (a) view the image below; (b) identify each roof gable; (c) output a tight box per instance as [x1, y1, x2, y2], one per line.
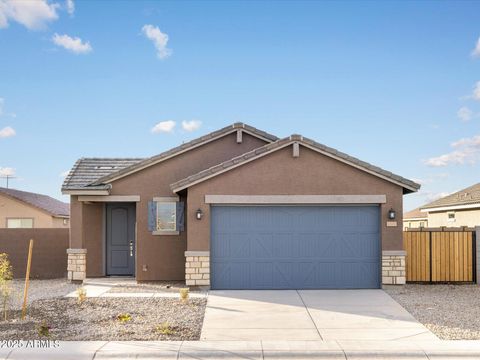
[0, 187, 70, 217]
[421, 182, 480, 210]
[170, 135, 420, 193]
[62, 123, 278, 194]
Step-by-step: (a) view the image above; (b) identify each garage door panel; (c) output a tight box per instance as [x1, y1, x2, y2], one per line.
[211, 206, 380, 289]
[213, 261, 251, 289]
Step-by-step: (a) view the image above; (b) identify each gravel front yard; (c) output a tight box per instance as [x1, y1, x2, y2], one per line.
[9, 279, 79, 310]
[385, 284, 480, 340]
[0, 297, 206, 340]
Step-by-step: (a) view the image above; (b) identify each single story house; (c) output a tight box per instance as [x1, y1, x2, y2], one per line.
[420, 183, 480, 228]
[403, 207, 428, 230]
[62, 123, 420, 288]
[0, 187, 69, 228]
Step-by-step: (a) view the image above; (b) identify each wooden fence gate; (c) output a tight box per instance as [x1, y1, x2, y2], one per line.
[403, 229, 476, 282]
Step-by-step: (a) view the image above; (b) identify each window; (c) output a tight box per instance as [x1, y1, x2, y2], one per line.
[447, 211, 456, 222]
[148, 197, 184, 235]
[7, 218, 33, 228]
[156, 202, 176, 231]
[419, 222, 425, 228]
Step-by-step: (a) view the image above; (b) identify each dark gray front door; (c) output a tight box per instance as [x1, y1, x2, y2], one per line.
[211, 205, 380, 290]
[106, 203, 135, 276]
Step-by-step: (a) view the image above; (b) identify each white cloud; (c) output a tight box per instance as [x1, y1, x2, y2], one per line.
[413, 190, 451, 203]
[472, 37, 480, 58]
[411, 173, 449, 185]
[65, 0, 74, 15]
[0, 126, 15, 138]
[473, 81, 480, 101]
[411, 178, 430, 185]
[151, 120, 175, 133]
[0, 167, 15, 176]
[52, 33, 92, 54]
[457, 106, 473, 122]
[0, 0, 59, 30]
[60, 170, 70, 178]
[425, 191, 451, 203]
[424, 134, 480, 167]
[182, 120, 202, 132]
[141, 24, 172, 59]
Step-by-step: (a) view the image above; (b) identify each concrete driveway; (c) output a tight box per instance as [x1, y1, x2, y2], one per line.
[201, 290, 437, 341]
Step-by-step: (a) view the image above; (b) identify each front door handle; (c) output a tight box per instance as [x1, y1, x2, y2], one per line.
[129, 241, 133, 257]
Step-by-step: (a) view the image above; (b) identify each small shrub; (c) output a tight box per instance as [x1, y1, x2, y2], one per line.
[156, 321, 174, 335]
[117, 313, 132, 323]
[179, 288, 189, 303]
[0, 253, 13, 321]
[77, 287, 87, 305]
[38, 321, 51, 337]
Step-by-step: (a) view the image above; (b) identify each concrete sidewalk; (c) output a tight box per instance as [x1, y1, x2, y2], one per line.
[4, 340, 480, 359]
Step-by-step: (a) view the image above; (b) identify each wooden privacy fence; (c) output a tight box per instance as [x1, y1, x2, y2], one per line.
[403, 228, 476, 283]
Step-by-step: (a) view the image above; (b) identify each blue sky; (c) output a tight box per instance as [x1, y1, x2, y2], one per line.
[0, 1, 479, 211]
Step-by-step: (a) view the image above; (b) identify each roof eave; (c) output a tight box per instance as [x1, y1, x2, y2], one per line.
[421, 203, 480, 212]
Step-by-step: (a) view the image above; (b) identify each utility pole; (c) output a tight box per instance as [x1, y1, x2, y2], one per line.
[0, 175, 16, 188]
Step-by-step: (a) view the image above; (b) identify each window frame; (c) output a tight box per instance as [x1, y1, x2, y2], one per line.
[152, 197, 179, 236]
[6, 218, 34, 229]
[447, 211, 456, 222]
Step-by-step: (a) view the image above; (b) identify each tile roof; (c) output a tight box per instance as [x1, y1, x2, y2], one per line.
[61, 158, 144, 191]
[90, 123, 278, 186]
[0, 187, 70, 217]
[170, 135, 421, 193]
[421, 182, 480, 210]
[403, 207, 427, 219]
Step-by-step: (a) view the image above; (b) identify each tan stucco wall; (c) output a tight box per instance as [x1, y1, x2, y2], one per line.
[71, 132, 268, 280]
[186, 145, 405, 252]
[428, 208, 480, 227]
[0, 193, 68, 228]
[403, 218, 427, 230]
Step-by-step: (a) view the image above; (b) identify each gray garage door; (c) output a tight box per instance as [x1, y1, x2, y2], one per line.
[211, 205, 380, 289]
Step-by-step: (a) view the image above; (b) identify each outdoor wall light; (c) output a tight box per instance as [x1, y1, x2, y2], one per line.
[388, 208, 396, 220]
[196, 209, 203, 220]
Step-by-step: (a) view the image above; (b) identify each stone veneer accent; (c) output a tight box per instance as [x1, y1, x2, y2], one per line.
[67, 248, 87, 282]
[185, 251, 210, 286]
[382, 250, 406, 285]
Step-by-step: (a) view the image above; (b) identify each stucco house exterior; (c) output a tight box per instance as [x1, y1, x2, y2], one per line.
[420, 183, 480, 228]
[403, 207, 428, 230]
[0, 187, 69, 228]
[62, 123, 420, 288]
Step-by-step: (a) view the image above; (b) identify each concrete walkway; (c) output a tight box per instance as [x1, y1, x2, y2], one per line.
[201, 290, 437, 341]
[64, 278, 207, 298]
[4, 340, 480, 359]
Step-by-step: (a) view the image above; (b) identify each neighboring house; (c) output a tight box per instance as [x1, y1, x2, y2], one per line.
[0, 187, 70, 228]
[62, 123, 420, 288]
[420, 183, 480, 228]
[403, 207, 428, 230]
